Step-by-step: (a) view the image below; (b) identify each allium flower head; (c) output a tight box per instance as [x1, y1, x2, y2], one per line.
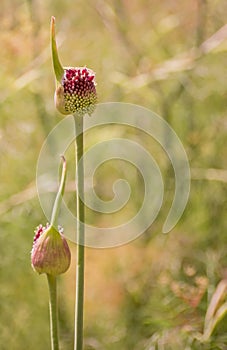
[55, 66, 97, 116]
[31, 224, 71, 276]
[51, 17, 97, 116]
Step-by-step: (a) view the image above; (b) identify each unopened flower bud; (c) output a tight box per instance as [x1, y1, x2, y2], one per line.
[31, 224, 71, 276]
[51, 17, 97, 116]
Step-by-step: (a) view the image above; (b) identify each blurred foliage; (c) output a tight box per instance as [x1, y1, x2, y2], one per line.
[0, 0, 227, 349]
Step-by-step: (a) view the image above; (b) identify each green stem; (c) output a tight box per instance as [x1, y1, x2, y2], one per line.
[74, 115, 85, 350]
[47, 274, 59, 350]
[51, 156, 67, 227]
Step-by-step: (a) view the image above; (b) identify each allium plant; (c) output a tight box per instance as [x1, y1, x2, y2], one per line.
[50, 16, 97, 350]
[32, 16, 97, 350]
[31, 156, 71, 350]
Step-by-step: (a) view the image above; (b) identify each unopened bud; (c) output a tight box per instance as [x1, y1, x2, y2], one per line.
[31, 224, 71, 276]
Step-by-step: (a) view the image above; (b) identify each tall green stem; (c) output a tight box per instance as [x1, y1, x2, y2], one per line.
[47, 156, 67, 350]
[47, 274, 59, 350]
[74, 115, 85, 350]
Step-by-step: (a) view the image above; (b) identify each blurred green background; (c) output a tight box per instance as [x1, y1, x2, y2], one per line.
[0, 0, 227, 349]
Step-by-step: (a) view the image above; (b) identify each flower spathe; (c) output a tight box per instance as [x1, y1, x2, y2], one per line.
[51, 16, 97, 116]
[31, 223, 71, 276]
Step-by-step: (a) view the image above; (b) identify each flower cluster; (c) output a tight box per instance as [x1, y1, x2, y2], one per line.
[51, 17, 97, 116]
[55, 67, 97, 116]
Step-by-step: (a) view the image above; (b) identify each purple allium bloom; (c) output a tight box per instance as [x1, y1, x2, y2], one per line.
[55, 66, 97, 116]
[51, 17, 97, 116]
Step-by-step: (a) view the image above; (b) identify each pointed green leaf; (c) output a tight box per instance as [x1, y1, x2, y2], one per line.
[51, 16, 64, 84]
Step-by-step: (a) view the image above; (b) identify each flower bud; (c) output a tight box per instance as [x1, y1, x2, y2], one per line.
[51, 17, 97, 116]
[31, 224, 71, 276]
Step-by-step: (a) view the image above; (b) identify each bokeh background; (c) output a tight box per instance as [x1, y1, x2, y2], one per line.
[1, 0, 227, 349]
